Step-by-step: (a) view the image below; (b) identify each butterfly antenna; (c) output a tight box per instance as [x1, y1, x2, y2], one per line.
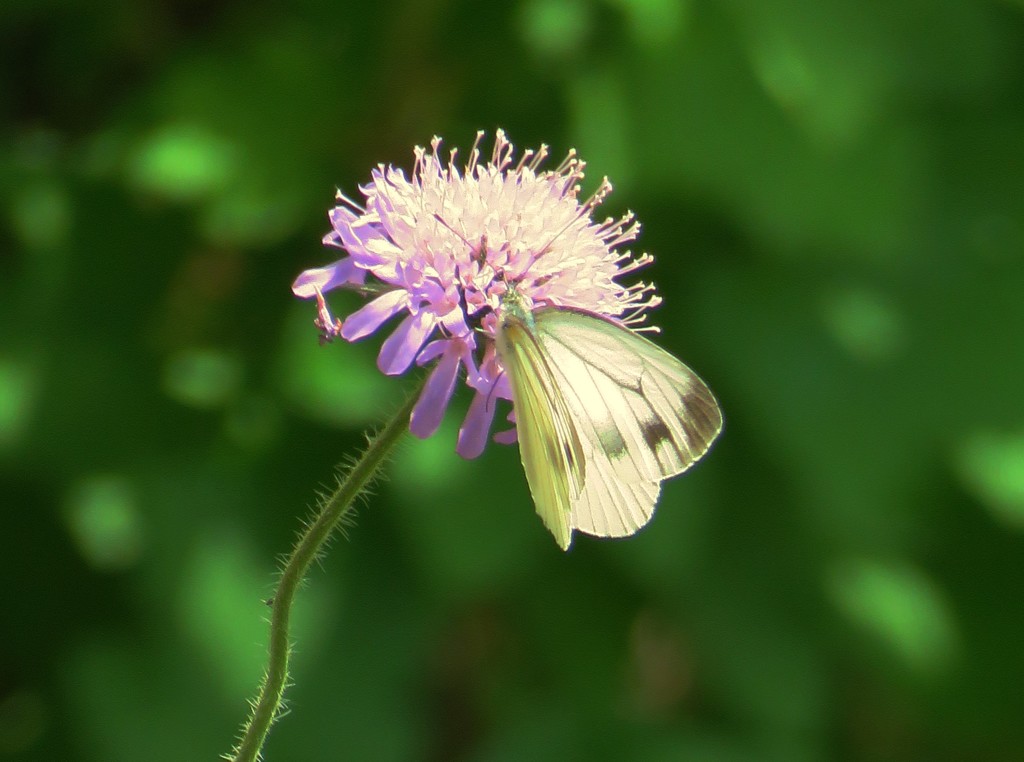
[431, 212, 471, 248]
[432, 213, 489, 264]
[485, 369, 505, 413]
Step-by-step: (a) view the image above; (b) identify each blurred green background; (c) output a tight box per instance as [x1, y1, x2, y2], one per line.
[3, 0, 1023, 759]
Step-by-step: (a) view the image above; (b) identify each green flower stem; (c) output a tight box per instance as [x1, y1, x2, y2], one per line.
[229, 382, 423, 762]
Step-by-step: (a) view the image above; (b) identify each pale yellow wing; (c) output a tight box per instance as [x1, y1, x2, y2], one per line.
[496, 314, 586, 549]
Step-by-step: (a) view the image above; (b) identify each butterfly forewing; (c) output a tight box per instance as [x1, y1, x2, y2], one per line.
[497, 316, 587, 549]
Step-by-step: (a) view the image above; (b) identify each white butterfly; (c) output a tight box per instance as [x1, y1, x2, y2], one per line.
[495, 288, 723, 549]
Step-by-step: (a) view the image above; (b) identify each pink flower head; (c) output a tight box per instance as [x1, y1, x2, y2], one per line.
[292, 129, 661, 458]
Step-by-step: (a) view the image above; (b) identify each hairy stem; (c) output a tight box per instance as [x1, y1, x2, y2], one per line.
[228, 383, 422, 762]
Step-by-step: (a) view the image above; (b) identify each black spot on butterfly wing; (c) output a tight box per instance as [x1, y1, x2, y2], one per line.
[640, 417, 674, 454]
[639, 357, 724, 475]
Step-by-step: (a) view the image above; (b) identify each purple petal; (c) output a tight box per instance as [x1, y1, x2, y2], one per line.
[377, 311, 435, 375]
[359, 236, 403, 273]
[322, 207, 359, 250]
[458, 341, 480, 384]
[328, 205, 359, 233]
[340, 218, 389, 266]
[493, 375, 513, 402]
[465, 345, 499, 392]
[340, 290, 408, 341]
[416, 339, 448, 365]
[493, 408, 519, 445]
[493, 427, 518, 445]
[409, 343, 461, 438]
[291, 258, 365, 299]
[438, 305, 470, 339]
[456, 390, 498, 459]
[420, 335, 478, 385]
